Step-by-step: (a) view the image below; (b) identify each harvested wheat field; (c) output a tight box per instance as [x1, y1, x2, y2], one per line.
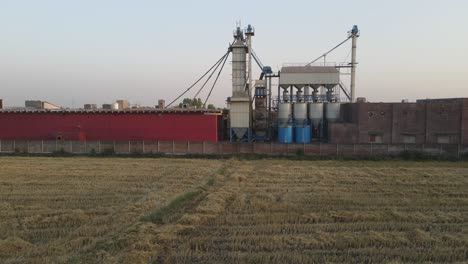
[0, 157, 467, 263]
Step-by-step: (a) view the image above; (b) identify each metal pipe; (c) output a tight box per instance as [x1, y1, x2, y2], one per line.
[307, 36, 351, 66]
[350, 33, 357, 103]
[247, 32, 254, 140]
[290, 86, 293, 104]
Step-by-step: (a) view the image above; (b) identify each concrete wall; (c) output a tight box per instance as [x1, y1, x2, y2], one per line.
[463, 99, 468, 144]
[0, 139, 466, 158]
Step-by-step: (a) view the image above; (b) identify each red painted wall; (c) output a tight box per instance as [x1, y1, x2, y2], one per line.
[0, 112, 218, 142]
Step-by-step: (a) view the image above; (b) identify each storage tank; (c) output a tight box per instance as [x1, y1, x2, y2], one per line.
[325, 102, 340, 122]
[278, 125, 293, 144]
[295, 125, 311, 143]
[158, 99, 165, 109]
[308, 102, 324, 129]
[111, 103, 119, 110]
[278, 103, 292, 125]
[293, 103, 307, 125]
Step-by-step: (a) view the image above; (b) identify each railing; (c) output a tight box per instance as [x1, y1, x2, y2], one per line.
[282, 62, 345, 67]
[0, 140, 466, 158]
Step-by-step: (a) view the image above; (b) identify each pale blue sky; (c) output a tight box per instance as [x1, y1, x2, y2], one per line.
[1, 0, 467, 107]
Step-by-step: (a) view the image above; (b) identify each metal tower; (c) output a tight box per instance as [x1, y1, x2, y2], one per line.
[230, 24, 252, 142]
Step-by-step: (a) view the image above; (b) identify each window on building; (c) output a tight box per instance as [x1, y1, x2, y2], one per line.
[369, 134, 383, 143]
[403, 135, 416, 144]
[436, 135, 458, 144]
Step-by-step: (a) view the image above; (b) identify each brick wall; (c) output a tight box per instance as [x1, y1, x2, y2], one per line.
[333, 100, 466, 144]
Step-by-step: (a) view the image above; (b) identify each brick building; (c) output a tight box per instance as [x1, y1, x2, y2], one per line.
[330, 98, 468, 144]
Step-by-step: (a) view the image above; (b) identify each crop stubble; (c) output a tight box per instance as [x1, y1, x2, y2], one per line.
[0, 158, 467, 263]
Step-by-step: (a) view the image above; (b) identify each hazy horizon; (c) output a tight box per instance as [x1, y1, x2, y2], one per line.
[1, 0, 467, 108]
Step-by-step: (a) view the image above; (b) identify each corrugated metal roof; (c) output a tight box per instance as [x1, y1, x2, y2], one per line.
[0, 108, 223, 115]
[281, 66, 339, 74]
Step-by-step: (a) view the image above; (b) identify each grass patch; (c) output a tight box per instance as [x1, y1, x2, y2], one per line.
[93, 237, 129, 252]
[206, 177, 215, 186]
[141, 190, 203, 224]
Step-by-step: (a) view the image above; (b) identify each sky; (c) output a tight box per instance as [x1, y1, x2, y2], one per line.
[1, 0, 467, 108]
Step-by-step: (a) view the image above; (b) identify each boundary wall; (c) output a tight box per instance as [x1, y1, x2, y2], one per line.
[0, 140, 467, 158]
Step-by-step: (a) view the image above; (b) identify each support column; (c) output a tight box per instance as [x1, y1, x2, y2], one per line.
[350, 33, 358, 103]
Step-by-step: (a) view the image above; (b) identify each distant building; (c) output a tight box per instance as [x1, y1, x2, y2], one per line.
[116, 100, 129, 109]
[84, 104, 98, 110]
[102, 104, 112, 110]
[25, 100, 61, 110]
[158, 99, 165, 109]
[329, 98, 468, 145]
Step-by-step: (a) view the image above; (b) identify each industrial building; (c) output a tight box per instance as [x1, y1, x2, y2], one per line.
[116, 100, 130, 109]
[25, 100, 61, 110]
[331, 99, 468, 145]
[0, 109, 221, 142]
[0, 24, 466, 147]
[84, 104, 98, 110]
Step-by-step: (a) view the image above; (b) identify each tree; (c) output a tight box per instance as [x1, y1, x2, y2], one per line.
[196, 98, 203, 108]
[178, 98, 204, 108]
[207, 104, 216, 109]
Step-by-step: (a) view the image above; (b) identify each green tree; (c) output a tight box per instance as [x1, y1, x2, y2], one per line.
[179, 98, 204, 108]
[207, 104, 216, 109]
[196, 98, 203, 108]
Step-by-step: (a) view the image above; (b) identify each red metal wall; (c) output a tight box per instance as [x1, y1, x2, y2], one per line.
[0, 112, 218, 142]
